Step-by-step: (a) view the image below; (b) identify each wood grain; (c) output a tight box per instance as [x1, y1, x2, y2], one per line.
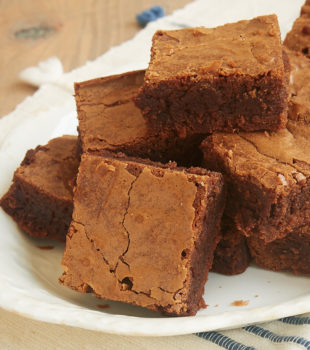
[0, 0, 193, 118]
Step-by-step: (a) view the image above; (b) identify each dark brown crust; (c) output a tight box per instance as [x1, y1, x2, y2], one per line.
[247, 225, 310, 275]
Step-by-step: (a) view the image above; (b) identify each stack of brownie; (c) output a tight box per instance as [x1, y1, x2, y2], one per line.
[1, 7, 310, 317]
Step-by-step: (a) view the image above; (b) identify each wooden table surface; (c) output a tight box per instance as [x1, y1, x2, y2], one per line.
[1, 0, 193, 118]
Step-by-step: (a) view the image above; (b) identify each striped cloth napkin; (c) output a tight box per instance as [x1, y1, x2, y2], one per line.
[196, 314, 310, 349]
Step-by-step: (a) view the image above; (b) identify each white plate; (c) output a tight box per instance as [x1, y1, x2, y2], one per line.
[0, 102, 310, 337]
[0, 0, 309, 336]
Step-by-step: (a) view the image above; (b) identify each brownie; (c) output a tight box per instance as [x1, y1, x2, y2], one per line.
[0, 136, 79, 242]
[211, 217, 250, 275]
[75, 70, 205, 166]
[60, 152, 225, 316]
[284, 16, 310, 58]
[201, 120, 310, 243]
[247, 224, 310, 275]
[135, 15, 288, 136]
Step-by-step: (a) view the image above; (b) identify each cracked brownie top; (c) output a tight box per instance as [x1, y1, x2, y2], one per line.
[15, 135, 79, 199]
[60, 152, 225, 315]
[75, 70, 149, 152]
[146, 15, 284, 80]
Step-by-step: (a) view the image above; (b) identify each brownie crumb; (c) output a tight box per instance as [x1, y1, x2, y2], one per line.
[231, 300, 249, 306]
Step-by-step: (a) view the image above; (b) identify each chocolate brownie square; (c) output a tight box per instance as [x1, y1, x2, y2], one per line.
[247, 224, 310, 275]
[75, 70, 204, 166]
[135, 15, 288, 136]
[201, 121, 310, 243]
[0, 136, 79, 242]
[60, 152, 225, 316]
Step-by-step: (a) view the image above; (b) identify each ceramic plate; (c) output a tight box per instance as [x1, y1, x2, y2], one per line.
[0, 104, 309, 336]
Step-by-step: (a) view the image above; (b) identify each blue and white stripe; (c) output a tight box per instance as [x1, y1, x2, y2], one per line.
[280, 315, 310, 326]
[243, 325, 310, 350]
[196, 331, 256, 350]
[195, 313, 310, 349]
